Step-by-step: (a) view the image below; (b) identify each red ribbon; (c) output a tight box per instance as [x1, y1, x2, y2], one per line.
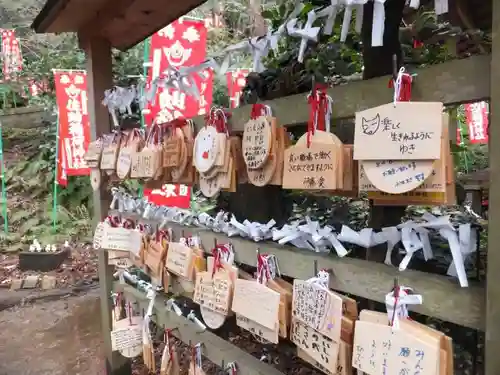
[256, 252, 271, 284]
[250, 103, 266, 119]
[211, 244, 229, 278]
[204, 108, 231, 133]
[106, 215, 120, 227]
[307, 85, 329, 147]
[388, 73, 412, 102]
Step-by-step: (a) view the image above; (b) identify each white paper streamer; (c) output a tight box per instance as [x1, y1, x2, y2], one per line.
[316, 0, 340, 35]
[371, 0, 386, 47]
[110, 193, 480, 287]
[385, 286, 422, 329]
[435, 0, 448, 15]
[287, 10, 321, 63]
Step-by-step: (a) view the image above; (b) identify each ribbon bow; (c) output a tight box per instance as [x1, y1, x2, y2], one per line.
[287, 10, 321, 63]
[385, 286, 422, 329]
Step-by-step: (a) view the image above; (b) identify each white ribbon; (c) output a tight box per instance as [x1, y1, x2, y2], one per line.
[316, 0, 340, 35]
[337, 225, 387, 248]
[287, 10, 321, 63]
[409, 0, 420, 8]
[372, 0, 386, 47]
[382, 226, 401, 266]
[447, 224, 477, 281]
[385, 286, 422, 329]
[147, 59, 218, 102]
[435, 0, 448, 15]
[307, 270, 330, 289]
[340, 0, 367, 42]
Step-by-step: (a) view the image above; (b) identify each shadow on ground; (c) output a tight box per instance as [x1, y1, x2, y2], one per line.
[0, 289, 104, 375]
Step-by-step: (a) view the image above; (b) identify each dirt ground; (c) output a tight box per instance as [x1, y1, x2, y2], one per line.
[0, 288, 105, 375]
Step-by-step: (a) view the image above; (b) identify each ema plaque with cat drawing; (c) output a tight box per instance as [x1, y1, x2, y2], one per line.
[361, 114, 380, 135]
[354, 102, 442, 161]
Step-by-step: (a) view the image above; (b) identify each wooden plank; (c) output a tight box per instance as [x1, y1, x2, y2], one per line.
[485, 0, 500, 373]
[164, 223, 484, 331]
[116, 283, 285, 375]
[193, 55, 490, 131]
[84, 35, 130, 375]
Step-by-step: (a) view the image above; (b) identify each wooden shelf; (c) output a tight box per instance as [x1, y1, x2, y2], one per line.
[144, 222, 485, 331]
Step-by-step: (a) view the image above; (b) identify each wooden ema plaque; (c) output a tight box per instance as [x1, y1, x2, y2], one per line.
[193, 271, 233, 315]
[236, 314, 279, 343]
[101, 226, 142, 256]
[145, 239, 167, 279]
[110, 316, 143, 358]
[359, 310, 453, 375]
[165, 242, 194, 280]
[297, 341, 352, 375]
[242, 116, 272, 170]
[359, 113, 455, 205]
[292, 317, 340, 371]
[231, 279, 281, 330]
[283, 131, 344, 190]
[354, 102, 443, 160]
[352, 320, 440, 375]
[193, 126, 219, 173]
[354, 102, 443, 194]
[292, 280, 343, 340]
[160, 347, 180, 375]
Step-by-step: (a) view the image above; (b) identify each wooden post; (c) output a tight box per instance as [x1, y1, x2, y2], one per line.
[486, 1, 500, 374]
[82, 34, 131, 375]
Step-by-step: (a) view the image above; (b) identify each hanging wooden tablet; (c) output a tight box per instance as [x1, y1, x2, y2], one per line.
[359, 310, 452, 375]
[292, 280, 343, 340]
[116, 129, 143, 179]
[269, 127, 288, 186]
[142, 320, 155, 373]
[283, 130, 344, 190]
[232, 279, 281, 331]
[297, 341, 353, 375]
[110, 316, 143, 358]
[193, 271, 233, 315]
[354, 102, 443, 160]
[230, 136, 248, 184]
[100, 132, 122, 172]
[247, 137, 278, 186]
[193, 126, 219, 173]
[266, 277, 293, 338]
[362, 113, 454, 205]
[163, 127, 183, 168]
[171, 135, 188, 182]
[84, 138, 103, 168]
[160, 344, 180, 375]
[242, 116, 272, 170]
[165, 242, 194, 280]
[199, 174, 223, 198]
[145, 232, 168, 280]
[354, 102, 443, 194]
[352, 320, 441, 375]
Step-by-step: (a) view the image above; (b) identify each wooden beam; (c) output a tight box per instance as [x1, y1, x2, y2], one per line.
[116, 283, 286, 375]
[83, 35, 130, 375]
[192, 55, 491, 131]
[161, 223, 484, 331]
[485, 0, 500, 373]
[79, 0, 137, 38]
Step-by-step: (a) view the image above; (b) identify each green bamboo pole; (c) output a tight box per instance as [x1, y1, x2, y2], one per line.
[0, 119, 7, 233]
[52, 112, 60, 232]
[139, 37, 151, 198]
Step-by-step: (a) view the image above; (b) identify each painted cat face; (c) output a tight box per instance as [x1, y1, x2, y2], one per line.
[361, 114, 380, 135]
